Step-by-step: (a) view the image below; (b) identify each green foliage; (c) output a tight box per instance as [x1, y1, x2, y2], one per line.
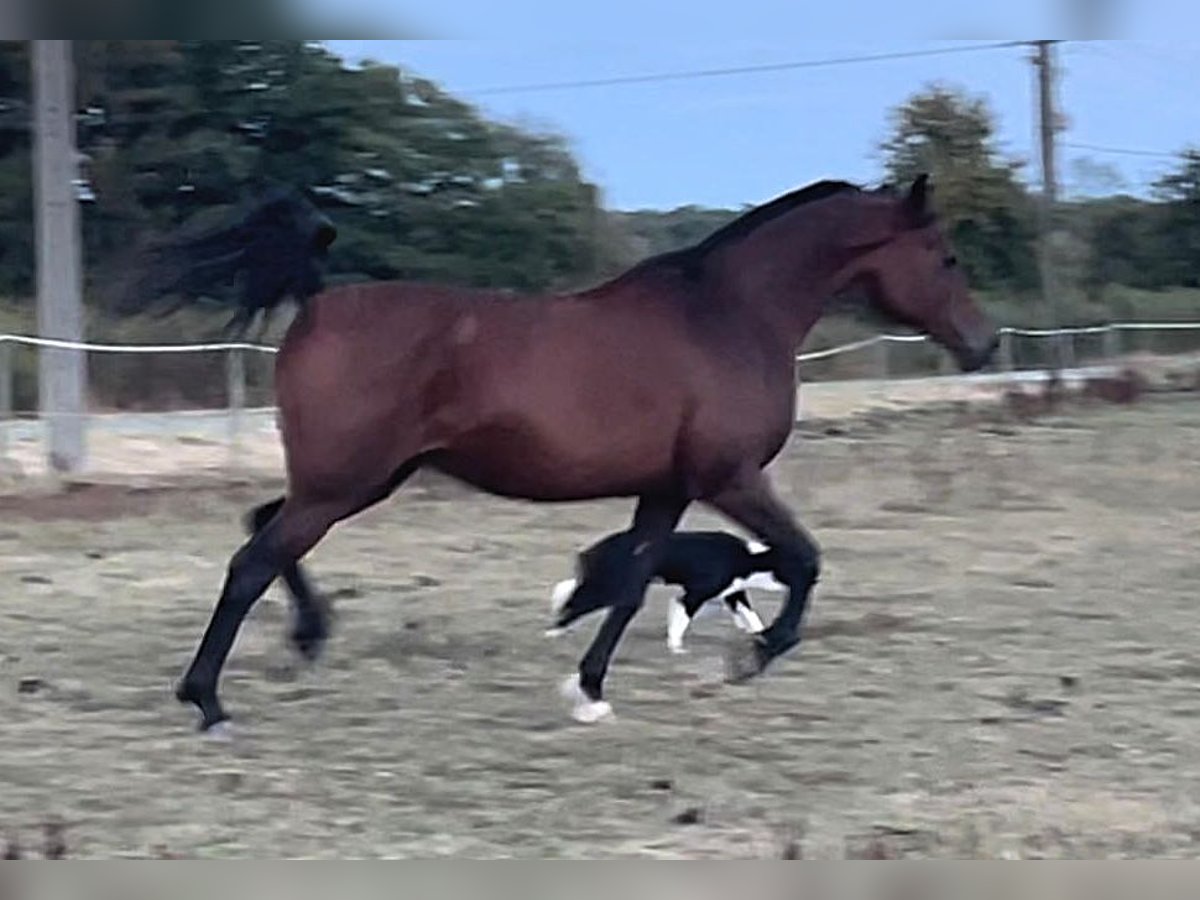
[0, 43, 1198, 330]
[0, 42, 31, 296]
[879, 83, 1039, 293]
[613, 205, 739, 260]
[1153, 148, 1200, 287]
[0, 40, 620, 309]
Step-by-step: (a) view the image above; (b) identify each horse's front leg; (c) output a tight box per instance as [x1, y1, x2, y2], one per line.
[702, 472, 820, 682]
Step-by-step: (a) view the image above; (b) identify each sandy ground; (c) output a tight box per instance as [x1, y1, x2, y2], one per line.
[3, 391, 1200, 858]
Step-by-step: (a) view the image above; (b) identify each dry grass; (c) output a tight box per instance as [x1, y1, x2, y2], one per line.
[4, 392, 1200, 857]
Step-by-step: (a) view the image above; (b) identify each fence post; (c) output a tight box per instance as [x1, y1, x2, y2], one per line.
[1063, 331, 1077, 370]
[1103, 325, 1121, 362]
[0, 341, 11, 467]
[226, 347, 245, 467]
[998, 330, 1014, 372]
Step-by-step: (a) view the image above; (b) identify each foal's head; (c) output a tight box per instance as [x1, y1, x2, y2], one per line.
[847, 175, 998, 372]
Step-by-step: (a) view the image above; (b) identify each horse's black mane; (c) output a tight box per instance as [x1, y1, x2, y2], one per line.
[630, 179, 862, 278]
[694, 179, 861, 254]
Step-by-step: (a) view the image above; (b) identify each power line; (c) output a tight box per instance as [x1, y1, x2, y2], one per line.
[465, 41, 1031, 97]
[1063, 141, 1184, 161]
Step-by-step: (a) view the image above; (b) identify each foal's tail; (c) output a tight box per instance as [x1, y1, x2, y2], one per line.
[129, 185, 337, 337]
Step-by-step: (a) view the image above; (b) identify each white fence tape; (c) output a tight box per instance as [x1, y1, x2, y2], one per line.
[0, 334, 276, 354]
[1, 320, 1200, 363]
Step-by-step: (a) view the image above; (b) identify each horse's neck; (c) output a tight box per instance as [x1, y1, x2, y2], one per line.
[717, 237, 841, 349]
[719, 202, 883, 349]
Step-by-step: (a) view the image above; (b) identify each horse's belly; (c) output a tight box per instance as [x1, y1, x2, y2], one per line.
[435, 419, 677, 502]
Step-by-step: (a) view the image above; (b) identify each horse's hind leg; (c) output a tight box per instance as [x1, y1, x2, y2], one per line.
[563, 494, 687, 722]
[177, 496, 348, 732]
[180, 455, 427, 732]
[703, 472, 820, 683]
[246, 498, 329, 660]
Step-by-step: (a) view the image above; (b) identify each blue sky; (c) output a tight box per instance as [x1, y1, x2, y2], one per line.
[321, 35, 1198, 211]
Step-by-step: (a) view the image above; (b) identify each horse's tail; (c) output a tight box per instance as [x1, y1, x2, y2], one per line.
[129, 185, 337, 338]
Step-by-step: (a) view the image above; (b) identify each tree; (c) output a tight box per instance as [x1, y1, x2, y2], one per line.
[1154, 148, 1200, 287]
[0, 41, 619, 307]
[613, 205, 739, 260]
[0, 41, 32, 296]
[879, 83, 1039, 293]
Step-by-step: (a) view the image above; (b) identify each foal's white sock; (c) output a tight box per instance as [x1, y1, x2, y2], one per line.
[666, 597, 691, 653]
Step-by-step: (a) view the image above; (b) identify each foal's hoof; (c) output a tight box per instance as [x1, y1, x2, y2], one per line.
[724, 633, 800, 684]
[560, 675, 615, 725]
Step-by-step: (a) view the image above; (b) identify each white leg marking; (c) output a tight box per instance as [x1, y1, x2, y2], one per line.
[550, 578, 578, 615]
[203, 721, 235, 743]
[667, 597, 691, 654]
[559, 674, 614, 724]
[735, 606, 766, 634]
[743, 572, 787, 593]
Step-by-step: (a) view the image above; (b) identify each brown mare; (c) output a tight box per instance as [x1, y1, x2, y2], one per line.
[158, 176, 998, 733]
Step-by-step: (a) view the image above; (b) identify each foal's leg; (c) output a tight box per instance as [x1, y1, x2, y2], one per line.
[246, 498, 329, 660]
[563, 495, 687, 722]
[667, 591, 705, 654]
[722, 590, 766, 635]
[704, 473, 820, 683]
[668, 579, 726, 653]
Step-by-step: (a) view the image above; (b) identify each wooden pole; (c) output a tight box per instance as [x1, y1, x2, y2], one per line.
[226, 347, 245, 468]
[1034, 40, 1068, 373]
[0, 341, 11, 467]
[32, 40, 87, 474]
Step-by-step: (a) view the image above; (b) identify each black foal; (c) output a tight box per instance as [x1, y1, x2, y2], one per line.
[548, 530, 783, 667]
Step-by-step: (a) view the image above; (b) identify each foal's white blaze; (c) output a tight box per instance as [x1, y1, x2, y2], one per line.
[666, 597, 691, 654]
[560, 674, 614, 724]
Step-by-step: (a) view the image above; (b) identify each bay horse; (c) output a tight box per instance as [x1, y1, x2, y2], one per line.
[159, 175, 998, 732]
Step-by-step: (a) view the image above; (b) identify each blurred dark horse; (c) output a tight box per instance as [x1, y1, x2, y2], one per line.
[148, 176, 997, 732]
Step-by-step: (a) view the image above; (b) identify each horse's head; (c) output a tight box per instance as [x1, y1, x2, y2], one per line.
[850, 175, 998, 372]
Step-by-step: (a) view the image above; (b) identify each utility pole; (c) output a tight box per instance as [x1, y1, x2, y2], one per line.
[1033, 40, 1069, 371]
[32, 40, 87, 474]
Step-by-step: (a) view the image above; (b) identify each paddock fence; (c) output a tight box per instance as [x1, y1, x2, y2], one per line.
[2, 321, 1200, 479]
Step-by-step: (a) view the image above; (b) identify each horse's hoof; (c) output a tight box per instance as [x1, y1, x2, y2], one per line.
[724, 634, 772, 683]
[725, 633, 799, 683]
[560, 674, 615, 725]
[668, 644, 688, 655]
[292, 635, 325, 662]
[572, 699, 614, 724]
[291, 622, 329, 662]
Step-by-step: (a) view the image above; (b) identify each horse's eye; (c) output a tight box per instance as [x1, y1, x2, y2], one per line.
[944, 254, 958, 268]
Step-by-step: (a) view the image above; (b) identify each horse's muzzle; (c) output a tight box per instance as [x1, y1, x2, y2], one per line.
[956, 331, 1001, 373]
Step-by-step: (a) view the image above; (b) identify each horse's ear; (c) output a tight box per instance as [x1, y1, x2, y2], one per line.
[903, 174, 934, 227]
